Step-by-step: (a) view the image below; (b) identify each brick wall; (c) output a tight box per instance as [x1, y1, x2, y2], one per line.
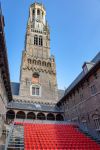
[62, 67, 100, 132]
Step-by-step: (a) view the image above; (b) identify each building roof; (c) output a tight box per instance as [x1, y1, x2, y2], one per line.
[11, 82, 65, 102]
[7, 101, 64, 113]
[57, 52, 100, 105]
[65, 52, 100, 95]
[11, 82, 19, 95]
[58, 89, 65, 100]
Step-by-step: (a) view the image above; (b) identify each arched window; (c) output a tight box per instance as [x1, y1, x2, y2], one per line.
[33, 9, 35, 14]
[33, 60, 36, 65]
[37, 113, 46, 120]
[47, 62, 51, 67]
[56, 114, 64, 121]
[27, 112, 36, 119]
[37, 9, 40, 15]
[39, 36, 43, 46]
[6, 110, 15, 120]
[42, 61, 46, 66]
[47, 113, 55, 120]
[37, 60, 41, 66]
[16, 111, 26, 119]
[34, 35, 38, 45]
[32, 73, 39, 84]
[33, 72, 39, 78]
[28, 59, 31, 64]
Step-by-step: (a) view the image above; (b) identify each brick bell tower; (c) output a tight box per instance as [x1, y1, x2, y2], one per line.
[19, 2, 58, 103]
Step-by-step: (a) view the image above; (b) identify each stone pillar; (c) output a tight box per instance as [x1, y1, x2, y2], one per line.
[34, 8, 37, 28]
[30, 8, 32, 22]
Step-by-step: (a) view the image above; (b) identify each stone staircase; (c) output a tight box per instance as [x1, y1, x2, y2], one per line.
[5, 124, 24, 150]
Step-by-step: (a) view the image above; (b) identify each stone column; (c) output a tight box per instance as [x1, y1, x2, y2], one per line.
[34, 8, 37, 29]
[30, 8, 32, 22]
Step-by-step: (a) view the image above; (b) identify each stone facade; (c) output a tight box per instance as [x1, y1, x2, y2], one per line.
[19, 3, 58, 103]
[0, 6, 12, 144]
[57, 54, 100, 133]
[0, 68, 8, 116]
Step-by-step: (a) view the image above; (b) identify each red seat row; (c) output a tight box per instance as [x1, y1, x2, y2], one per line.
[15, 122, 100, 150]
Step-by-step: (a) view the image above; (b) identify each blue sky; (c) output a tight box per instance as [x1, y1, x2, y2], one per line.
[1, 0, 100, 89]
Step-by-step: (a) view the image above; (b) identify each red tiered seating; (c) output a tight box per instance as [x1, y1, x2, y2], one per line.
[15, 122, 100, 150]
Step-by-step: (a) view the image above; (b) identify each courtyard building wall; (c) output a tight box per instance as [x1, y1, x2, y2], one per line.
[57, 52, 100, 133]
[0, 4, 12, 145]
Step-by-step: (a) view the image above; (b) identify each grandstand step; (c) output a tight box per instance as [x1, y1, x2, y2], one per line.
[15, 121, 100, 150]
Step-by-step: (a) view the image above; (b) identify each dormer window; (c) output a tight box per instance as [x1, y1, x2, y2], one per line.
[82, 62, 94, 74]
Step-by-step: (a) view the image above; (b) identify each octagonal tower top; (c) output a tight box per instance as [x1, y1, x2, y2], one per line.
[29, 2, 46, 26]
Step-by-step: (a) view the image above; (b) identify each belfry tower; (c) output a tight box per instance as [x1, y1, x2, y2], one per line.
[19, 3, 58, 103]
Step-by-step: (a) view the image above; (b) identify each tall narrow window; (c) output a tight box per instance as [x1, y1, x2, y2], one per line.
[34, 35, 38, 45]
[33, 9, 35, 14]
[37, 60, 41, 66]
[33, 60, 36, 65]
[39, 36, 43, 46]
[36, 87, 39, 95]
[42, 61, 46, 66]
[37, 9, 40, 15]
[32, 87, 35, 95]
